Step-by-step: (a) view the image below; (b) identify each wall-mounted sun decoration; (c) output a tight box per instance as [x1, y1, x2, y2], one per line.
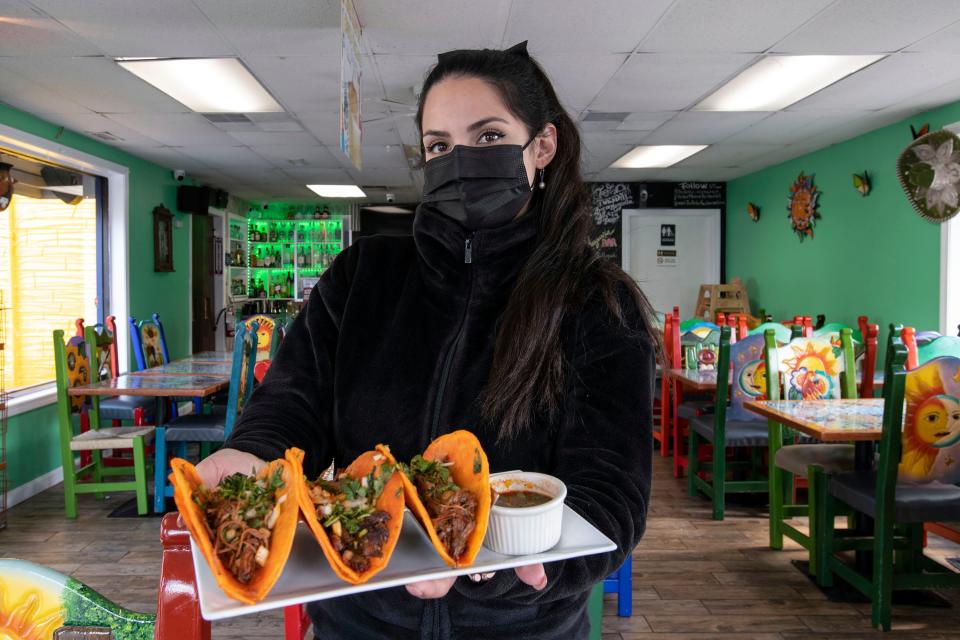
[782, 340, 839, 400]
[787, 171, 821, 241]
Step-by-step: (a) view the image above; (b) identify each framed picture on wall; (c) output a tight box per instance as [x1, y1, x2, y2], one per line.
[153, 204, 174, 272]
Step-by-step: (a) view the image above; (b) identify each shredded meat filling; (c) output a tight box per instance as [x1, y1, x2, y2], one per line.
[417, 477, 478, 559]
[327, 511, 392, 573]
[202, 500, 271, 584]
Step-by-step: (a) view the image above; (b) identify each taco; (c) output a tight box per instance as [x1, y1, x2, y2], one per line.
[377, 430, 490, 567]
[286, 447, 404, 584]
[169, 457, 299, 604]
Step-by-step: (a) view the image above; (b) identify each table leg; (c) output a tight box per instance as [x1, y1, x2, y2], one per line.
[853, 441, 875, 574]
[153, 397, 168, 514]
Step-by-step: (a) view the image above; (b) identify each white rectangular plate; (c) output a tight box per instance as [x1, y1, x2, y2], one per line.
[193, 504, 616, 620]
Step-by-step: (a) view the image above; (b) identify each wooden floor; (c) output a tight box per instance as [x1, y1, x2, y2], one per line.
[0, 455, 957, 639]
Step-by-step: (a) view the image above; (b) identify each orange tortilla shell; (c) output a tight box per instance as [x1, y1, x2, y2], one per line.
[377, 430, 490, 567]
[169, 457, 299, 604]
[286, 447, 405, 584]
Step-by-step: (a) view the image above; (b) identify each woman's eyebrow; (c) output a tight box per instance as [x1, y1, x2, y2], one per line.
[421, 117, 510, 139]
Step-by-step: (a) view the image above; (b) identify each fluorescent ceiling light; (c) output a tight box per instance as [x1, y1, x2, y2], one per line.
[694, 55, 883, 112]
[306, 184, 367, 198]
[611, 145, 708, 169]
[117, 58, 282, 113]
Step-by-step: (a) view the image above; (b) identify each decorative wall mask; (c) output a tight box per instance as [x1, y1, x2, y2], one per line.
[897, 129, 960, 223]
[852, 171, 871, 197]
[787, 171, 821, 241]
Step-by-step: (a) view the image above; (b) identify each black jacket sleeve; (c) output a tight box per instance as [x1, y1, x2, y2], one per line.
[454, 296, 654, 604]
[224, 245, 354, 479]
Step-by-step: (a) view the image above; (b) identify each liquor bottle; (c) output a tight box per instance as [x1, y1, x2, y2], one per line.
[287, 273, 294, 298]
[297, 246, 305, 267]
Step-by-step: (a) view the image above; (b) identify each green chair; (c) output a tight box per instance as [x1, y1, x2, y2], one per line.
[688, 327, 770, 520]
[54, 329, 153, 518]
[818, 341, 960, 630]
[748, 321, 792, 341]
[765, 328, 858, 564]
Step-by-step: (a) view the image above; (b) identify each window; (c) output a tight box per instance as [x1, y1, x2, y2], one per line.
[0, 151, 105, 392]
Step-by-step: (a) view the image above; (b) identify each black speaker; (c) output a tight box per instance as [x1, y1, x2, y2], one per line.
[177, 185, 210, 215]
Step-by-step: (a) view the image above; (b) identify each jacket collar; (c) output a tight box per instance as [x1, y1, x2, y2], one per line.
[412, 206, 540, 298]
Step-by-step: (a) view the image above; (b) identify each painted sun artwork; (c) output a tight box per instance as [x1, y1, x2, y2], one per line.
[780, 339, 841, 401]
[140, 324, 165, 368]
[245, 314, 275, 356]
[900, 358, 960, 484]
[787, 171, 821, 241]
[65, 337, 89, 412]
[730, 334, 768, 419]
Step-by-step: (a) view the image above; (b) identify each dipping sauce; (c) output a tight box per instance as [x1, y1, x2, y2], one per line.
[496, 490, 552, 508]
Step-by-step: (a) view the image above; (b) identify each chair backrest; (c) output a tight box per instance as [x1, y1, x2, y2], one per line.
[716, 328, 768, 421]
[814, 322, 863, 344]
[859, 322, 880, 398]
[664, 309, 680, 369]
[749, 321, 792, 343]
[680, 323, 720, 371]
[764, 328, 857, 402]
[882, 344, 960, 486]
[916, 335, 960, 365]
[129, 313, 171, 370]
[224, 321, 259, 437]
[78, 315, 120, 380]
[53, 329, 99, 421]
[244, 314, 276, 359]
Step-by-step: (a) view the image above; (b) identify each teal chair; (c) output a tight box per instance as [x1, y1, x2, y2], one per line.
[688, 327, 770, 520]
[818, 342, 960, 630]
[152, 321, 258, 512]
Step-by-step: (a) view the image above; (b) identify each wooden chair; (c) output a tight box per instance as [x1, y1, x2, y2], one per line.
[129, 312, 172, 370]
[672, 319, 722, 478]
[687, 327, 770, 520]
[656, 308, 678, 458]
[818, 342, 960, 630]
[603, 555, 633, 617]
[765, 329, 858, 565]
[152, 321, 259, 513]
[53, 329, 153, 518]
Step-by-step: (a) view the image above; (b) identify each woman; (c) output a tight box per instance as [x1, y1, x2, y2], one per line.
[198, 42, 656, 639]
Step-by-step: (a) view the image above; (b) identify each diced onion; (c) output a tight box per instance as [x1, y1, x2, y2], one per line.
[321, 504, 333, 517]
[254, 545, 269, 567]
[343, 498, 366, 510]
[277, 494, 288, 505]
[361, 477, 369, 488]
[373, 454, 384, 462]
[266, 504, 281, 529]
[342, 550, 354, 562]
[331, 520, 342, 537]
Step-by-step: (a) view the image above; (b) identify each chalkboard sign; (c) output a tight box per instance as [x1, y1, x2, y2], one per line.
[589, 183, 637, 263]
[672, 182, 725, 208]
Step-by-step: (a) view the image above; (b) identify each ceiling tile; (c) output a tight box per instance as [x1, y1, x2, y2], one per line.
[0, 68, 92, 115]
[638, 0, 833, 53]
[193, 0, 341, 57]
[371, 55, 434, 105]
[790, 53, 960, 111]
[641, 112, 769, 144]
[361, 118, 403, 146]
[589, 53, 756, 112]
[505, 0, 673, 53]
[296, 111, 342, 145]
[356, 0, 511, 54]
[251, 144, 343, 169]
[615, 112, 677, 131]
[771, 0, 960, 54]
[175, 145, 268, 168]
[906, 20, 960, 54]
[536, 54, 628, 111]
[0, 0, 102, 56]
[354, 168, 414, 187]
[721, 110, 855, 144]
[244, 55, 340, 113]
[28, 0, 233, 57]
[674, 143, 781, 168]
[226, 131, 320, 146]
[104, 113, 238, 146]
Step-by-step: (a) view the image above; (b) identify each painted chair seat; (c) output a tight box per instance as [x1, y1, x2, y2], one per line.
[69, 426, 155, 451]
[774, 443, 855, 477]
[677, 399, 713, 419]
[828, 472, 960, 522]
[98, 395, 156, 421]
[689, 414, 768, 447]
[162, 414, 227, 442]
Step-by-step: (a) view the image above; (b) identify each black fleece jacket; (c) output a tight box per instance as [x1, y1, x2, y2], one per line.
[225, 207, 654, 640]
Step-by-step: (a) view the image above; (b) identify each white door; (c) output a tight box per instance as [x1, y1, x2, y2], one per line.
[621, 208, 721, 319]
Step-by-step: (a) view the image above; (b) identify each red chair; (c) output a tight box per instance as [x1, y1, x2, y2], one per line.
[157, 513, 310, 640]
[857, 317, 879, 398]
[654, 309, 678, 458]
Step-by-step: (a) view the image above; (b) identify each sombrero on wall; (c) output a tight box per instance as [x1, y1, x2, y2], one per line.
[897, 128, 960, 223]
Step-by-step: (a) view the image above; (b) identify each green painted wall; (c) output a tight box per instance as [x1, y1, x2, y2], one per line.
[727, 99, 960, 359]
[1, 103, 191, 494]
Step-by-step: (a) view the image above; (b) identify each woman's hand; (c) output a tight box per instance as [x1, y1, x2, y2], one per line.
[405, 563, 547, 599]
[195, 448, 266, 487]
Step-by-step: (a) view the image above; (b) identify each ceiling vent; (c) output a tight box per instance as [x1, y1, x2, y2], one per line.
[202, 113, 253, 124]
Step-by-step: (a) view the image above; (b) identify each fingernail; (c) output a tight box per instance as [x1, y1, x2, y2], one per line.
[534, 576, 547, 591]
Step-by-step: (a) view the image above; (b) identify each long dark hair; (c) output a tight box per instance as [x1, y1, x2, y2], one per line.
[416, 45, 661, 440]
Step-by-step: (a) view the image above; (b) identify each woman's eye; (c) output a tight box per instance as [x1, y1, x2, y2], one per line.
[478, 130, 504, 144]
[426, 141, 447, 154]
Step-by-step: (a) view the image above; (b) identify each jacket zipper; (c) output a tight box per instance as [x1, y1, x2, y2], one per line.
[429, 233, 476, 443]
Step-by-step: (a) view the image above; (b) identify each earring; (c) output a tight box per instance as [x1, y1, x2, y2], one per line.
[538, 168, 546, 190]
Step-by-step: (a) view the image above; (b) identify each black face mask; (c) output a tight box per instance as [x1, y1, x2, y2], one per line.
[419, 142, 534, 231]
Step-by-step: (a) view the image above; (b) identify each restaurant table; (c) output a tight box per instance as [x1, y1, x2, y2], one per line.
[131, 361, 232, 377]
[180, 350, 233, 364]
[744, 398, 884, 577]
[665, 368, 719, 392]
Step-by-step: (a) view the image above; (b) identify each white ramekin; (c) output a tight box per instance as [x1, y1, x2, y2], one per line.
[483, 471, 566, 555]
